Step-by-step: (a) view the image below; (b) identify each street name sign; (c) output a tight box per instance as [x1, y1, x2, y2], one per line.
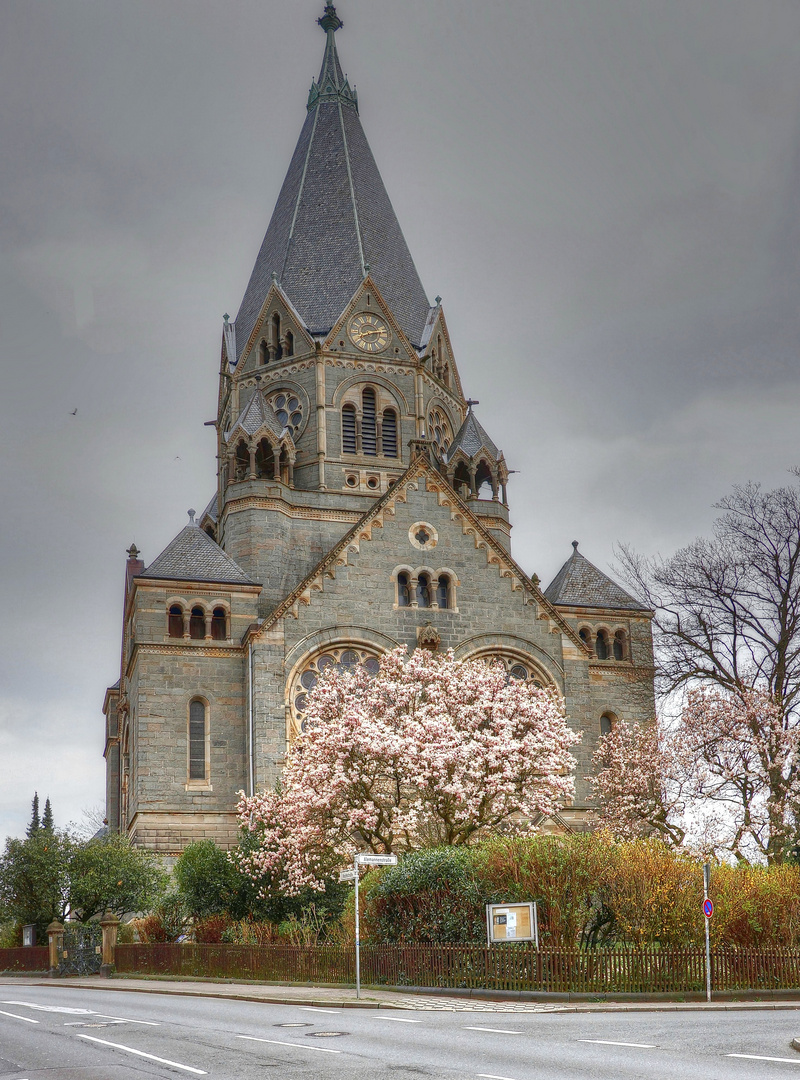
[339, 868, 357, 882]
[355, 854, 398, 866]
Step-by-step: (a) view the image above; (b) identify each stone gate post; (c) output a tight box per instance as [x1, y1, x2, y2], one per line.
[100, 912, 120, 977]
[46, 921, 64, 977]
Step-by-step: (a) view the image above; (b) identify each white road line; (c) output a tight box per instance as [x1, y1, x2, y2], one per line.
[729, 1054, 800, 1064]
[580, 1039, 657, 1048]
[236, 1034, 341, 1054]
[2, 1002, 92, 1014]
[383, 1016, 423, 1023]
[298, 1006, 341, 1013]
[0, 1009, 39, 1024]
[464, 1026, 523, 1035]
[74, 1033, 206, 1074]
[478, 1073, 523, 1080]
[93, 1013, 160, 1026]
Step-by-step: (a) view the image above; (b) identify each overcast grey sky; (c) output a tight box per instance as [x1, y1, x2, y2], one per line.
[2, 0, 800, 840]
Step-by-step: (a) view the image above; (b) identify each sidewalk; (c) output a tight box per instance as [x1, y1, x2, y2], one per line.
[3, 974, 800, 1013]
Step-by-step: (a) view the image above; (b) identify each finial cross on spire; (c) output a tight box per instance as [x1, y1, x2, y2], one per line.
[466, 398, 480, 412]
[318, 4, 343, 33]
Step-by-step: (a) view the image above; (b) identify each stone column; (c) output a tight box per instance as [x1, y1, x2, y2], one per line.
[248, 444, 257, 480]
[316, 351, 327, 490]
[468, 464, 478, 498]
[47, 920, 64, 977]
[204, 613, 213, 640]
[272, 445, 282, 481]
[100, 913, 120, 978]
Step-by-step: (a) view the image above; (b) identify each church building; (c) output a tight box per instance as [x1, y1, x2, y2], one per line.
[103, 5, 655, 855]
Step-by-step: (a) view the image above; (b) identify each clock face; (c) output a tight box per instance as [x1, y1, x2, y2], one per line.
[348, 312, 390, 353]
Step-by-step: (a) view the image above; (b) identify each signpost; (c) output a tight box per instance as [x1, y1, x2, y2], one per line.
[343, 853, 398, 998]
[703, 863, 712, 1003]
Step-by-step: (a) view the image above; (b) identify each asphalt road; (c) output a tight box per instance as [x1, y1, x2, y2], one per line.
[0, 985, 798, 1079]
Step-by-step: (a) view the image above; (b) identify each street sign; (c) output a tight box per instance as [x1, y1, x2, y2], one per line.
[703, 898, 714, 919]
[339, 868, 357, 882]
[355, 854, 398, 866]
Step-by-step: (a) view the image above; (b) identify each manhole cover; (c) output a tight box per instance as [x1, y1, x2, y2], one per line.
[307, 1031, 348, 1038]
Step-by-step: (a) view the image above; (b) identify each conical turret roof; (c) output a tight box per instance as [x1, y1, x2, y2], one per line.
[234, 5, 432, 359]
[544, 542, 648, 611]
[448, 408, 500, 461]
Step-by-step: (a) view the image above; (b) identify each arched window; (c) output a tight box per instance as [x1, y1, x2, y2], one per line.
[272, 313, 283, 361]
[190, 606, 206, 640]
[600, 713, 614, 736]
[362, 388, 377, 455]
[416, 573, 431, 608]
[284, 330, 294, 357]
[613, 630, 627, 661]
[436, 574, 451, 610]
[235, 440, 249, 480]
[382, 408, 398, 457]
[595, 630, 609, 660]
[211, 607, 227, 641]
[168, 604, 184, 638]
[579, 628, 592, 648]
[259, 340, 268, 366]
[188, 699, 208, 781]
[397, 572, 411, 607]
[255, 438, 272, 479]
[342, 404, 357, 454]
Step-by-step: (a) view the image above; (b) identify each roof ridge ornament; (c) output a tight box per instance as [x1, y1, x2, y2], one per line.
[318, 4, 343, 34]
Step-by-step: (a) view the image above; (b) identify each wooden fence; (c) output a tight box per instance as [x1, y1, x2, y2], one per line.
[114, 943, 800, 994]
[0, 946, 50, 973]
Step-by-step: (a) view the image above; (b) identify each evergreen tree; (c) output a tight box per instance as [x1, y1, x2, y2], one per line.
[41, 798, 53, 833]
[25, 793, 40, 838]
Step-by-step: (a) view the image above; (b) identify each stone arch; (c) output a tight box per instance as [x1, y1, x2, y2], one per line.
[332, 373, 410, 415]
[454, 632, 564, 689]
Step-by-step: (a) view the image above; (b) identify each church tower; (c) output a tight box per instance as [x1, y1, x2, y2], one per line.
[205, 4, 510, 615]
[104, 6, 654, 855]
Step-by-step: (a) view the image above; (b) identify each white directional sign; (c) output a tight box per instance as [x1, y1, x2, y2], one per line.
[338, 868, 358, 882]
[355, 854, 398, 866]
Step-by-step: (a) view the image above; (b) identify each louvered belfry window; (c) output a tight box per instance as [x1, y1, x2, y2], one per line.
[342, 404, 357, 454]
[189, 700, 207, 780]
[362, 388, 377, 455]
[382, 408, 398, 457]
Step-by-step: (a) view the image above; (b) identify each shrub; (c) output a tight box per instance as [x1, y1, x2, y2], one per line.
[711, 864, 800, 948]
[368, 848, 485, 943]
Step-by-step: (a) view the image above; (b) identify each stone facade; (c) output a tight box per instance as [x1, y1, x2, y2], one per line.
[104, 6, 655, 856]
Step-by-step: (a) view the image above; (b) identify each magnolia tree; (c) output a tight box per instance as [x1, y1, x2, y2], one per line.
[236, 646, 580, 893]
[591, 687, 800, 863]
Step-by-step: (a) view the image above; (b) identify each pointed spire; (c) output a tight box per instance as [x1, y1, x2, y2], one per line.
[308, 4, 358, 113]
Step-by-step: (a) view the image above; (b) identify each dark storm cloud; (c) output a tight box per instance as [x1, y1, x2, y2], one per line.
[2, 0, 800, 837]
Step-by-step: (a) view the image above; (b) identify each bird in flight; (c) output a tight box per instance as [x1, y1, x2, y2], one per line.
[70, 408, 77, 416]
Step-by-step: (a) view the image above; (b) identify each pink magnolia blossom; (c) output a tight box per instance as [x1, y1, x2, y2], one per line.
[236, 647, 580, 893]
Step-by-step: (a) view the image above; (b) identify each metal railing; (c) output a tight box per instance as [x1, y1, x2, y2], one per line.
[114, 943, 800, 994]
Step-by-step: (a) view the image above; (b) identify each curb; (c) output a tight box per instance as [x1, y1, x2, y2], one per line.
[5, 977, 800, 1013]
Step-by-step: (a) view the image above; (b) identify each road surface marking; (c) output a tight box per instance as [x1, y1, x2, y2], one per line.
[92, 1013, 160, 1026]
[3, 1002, 93, 1014]
[74, 1033, 206, 1074]
[298, 1006, 341, 1013]
[236, 1034, 341, 1054]
[464, 1026, 523, 1035]
[383, 1016, 423, 1022]
[65, 1020, 127, 1027]
[580, 1040, 657, 1048]
[0, 1009, 39, 1024]
[729, 1054, 800, 1064]
[478, 1073, 523, 1080]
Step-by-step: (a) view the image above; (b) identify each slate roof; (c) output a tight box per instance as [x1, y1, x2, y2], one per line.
[200, 494, 218, 525]
[141, 519, 258, 585]
[226, 391, 285, 444]
[544, 543, 648, 611]
[448, 409, 500, 461]
[233, 13, 431, 357]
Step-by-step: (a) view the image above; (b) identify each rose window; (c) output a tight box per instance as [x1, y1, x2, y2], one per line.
[290, 646, 381, 738]
[268, 391, 304, 438]
[427, 408, 452, 458]
[483, 654, 546, 689]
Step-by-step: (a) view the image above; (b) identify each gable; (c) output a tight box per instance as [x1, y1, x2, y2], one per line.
[421, 305, 464, 400]
[249, 452, 585, 654]
[237, 285, 315, 374]
[323, 275, 418, 366]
